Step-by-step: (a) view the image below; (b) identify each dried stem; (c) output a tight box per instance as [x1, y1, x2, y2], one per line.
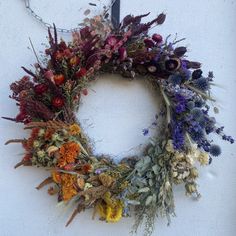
[5, 139, 25, 145]
[36, 177, 53, 190]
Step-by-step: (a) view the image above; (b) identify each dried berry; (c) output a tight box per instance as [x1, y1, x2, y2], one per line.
[52, 97, 64, 108]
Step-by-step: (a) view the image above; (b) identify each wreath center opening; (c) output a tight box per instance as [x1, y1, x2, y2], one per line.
[77, 74, 164, 161]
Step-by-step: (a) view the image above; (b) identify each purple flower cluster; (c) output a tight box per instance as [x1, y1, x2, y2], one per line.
[171, 119, 185, 150]
[174, 93, 187, 114]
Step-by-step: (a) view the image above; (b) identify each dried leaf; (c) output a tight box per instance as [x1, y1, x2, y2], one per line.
[145, 195, 153, 206]
[138, 187, 150, 193]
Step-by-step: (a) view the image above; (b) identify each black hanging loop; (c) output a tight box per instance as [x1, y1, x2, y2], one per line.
[111, 0, 120, 28]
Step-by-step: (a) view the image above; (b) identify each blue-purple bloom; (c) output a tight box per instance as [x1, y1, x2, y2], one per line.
[193, 77, 210, 91]
[142, 128, 149, 136]
[209, 145, 221, 156]
[174, 93, 187, 114]
[171, 119, 185, 150]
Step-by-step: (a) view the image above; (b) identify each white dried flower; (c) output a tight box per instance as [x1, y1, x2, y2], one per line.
[38, 129, 45, 137]
[165, 181, 171, 189]
[198, 152, 209, 165]
[33, 140, 40, 148]
[185, 183, 197, 194]
[47, 146, 59, 157]
[37, 150, 45, 158]
[165, 140, 175, 153]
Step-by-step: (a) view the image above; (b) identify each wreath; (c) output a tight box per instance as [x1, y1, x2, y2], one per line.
[4, 11, 234, 236]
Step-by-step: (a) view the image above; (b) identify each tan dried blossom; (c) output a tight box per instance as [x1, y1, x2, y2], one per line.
[98, 173, 115, 188]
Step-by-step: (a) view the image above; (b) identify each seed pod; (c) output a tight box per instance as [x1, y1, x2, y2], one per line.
[165, 58, 181, 72]
[184, 60, 201, 69]
[156, 13, 166, 25]
[189, 61, 201, 69]
[174, 47, 187, 57]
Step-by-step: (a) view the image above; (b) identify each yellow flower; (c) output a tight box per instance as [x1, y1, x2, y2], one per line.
[96, 202, 107, 219]
[96, 192, 123, 223]
[69, 124, 81, 135]
[106, 202, 123, 223]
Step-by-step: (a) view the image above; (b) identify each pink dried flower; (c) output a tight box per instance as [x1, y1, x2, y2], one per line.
[118, 47, 127, 61]
[44, 70, 54, 80]
[106, 36, 118, 46]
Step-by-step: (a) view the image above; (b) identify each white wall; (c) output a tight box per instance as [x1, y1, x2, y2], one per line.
[0, 0, 236, 236]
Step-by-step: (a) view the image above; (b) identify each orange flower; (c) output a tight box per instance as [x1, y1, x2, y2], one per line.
[82, 163, 92, 173]
[61, 173, 77, 201]
[53, 74, 65, 86]
[69, 124, 81, 135]
[58, 142, 80, 168]
[52, 171, 61, 183]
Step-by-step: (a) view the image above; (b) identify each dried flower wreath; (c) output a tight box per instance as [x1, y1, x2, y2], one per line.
[4, 11, 234, 236]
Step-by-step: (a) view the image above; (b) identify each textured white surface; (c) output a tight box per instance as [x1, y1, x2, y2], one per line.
[0, 0, 236, 236]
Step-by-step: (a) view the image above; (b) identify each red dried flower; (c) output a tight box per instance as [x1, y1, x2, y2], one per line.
[34, 84, 48, 95]
[58, 41, 67, 50]
[54, 51, 64, 61]
[152, 34, 163, 43]
[144, 38, 154, 48]
[63, 49, 72, 58]
[53, 74, 65, 86]
[75, 68, 87, 79]
[16, 112, 26, 122]
[52, 97, 64, 108]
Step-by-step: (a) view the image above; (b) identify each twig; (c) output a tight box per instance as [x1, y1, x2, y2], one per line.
[65, 207, 80, 227]
[36, 177, 53, 190]
[5, 139, 25, 145]
[2, 116, 16, 122]
[14, 160, 31, 169]
[29, 37, 41, 66]
[186, 84, 216, 102]
[160, 87, 171, 124]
